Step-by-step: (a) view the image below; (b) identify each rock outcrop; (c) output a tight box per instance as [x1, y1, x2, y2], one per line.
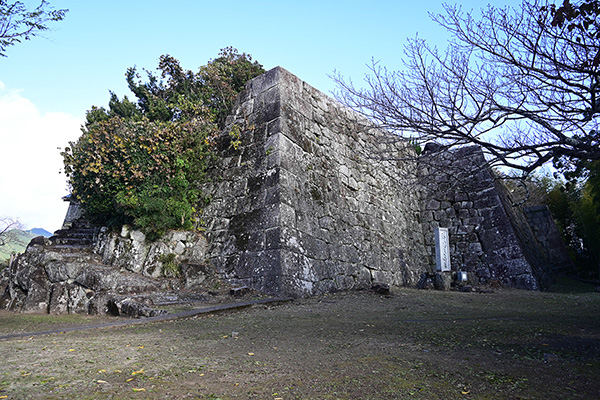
[0, 219, 212, 316]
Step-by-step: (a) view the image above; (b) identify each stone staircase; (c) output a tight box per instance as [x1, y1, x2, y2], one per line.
[49, 219, 99, 248]
[1, 219, 169, 317]
[1, 216, 225, 318]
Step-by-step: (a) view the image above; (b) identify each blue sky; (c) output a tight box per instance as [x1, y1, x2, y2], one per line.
[0, 0, 521, 232]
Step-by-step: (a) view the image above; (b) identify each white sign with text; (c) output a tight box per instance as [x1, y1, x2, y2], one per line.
[435, 227, 451, 272]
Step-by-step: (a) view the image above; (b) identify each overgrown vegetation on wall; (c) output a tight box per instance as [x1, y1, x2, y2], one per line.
[62, 48, 264, 239]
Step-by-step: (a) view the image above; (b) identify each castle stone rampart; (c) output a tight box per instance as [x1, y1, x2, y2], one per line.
[419, 146, 553, 290]
[2, 67, 570, 314]
[201, 67, 428, 297]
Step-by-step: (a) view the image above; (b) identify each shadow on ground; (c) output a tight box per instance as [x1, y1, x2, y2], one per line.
[0, 281, 599, 399]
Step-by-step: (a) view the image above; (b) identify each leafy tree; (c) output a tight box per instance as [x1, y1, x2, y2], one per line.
[499, 171, 555, 207]
[0, 0, 67, 57]
[575, 161, 600, 275]
[534, 166, 600, 278]
[89, 47, 264, 128]
[63, 49, 264, 239]
[574, 185, 600, 276]
[548, 0, 600, 54]
[334, 0, 600, 177]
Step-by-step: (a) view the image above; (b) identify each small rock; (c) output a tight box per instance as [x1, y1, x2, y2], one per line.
[434, 272, 452, 291]
[423, 142, 443, 154]
[230, 286, 250, 297]
[27, 236, 50, 248]
[107, 297, 167, 318]
[417, 273, 435, 290]
[371, 282, 390, 295]
[459, 285, 473, 293]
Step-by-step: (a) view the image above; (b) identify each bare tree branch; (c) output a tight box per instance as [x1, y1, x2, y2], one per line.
[0, 1, 67, 57]
[334, 0, 600, 177]
[0, 217, 22, 248]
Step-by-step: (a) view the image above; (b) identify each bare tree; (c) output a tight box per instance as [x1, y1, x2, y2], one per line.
[0, 1, 67, 57]
[0, 216, 22, 248]
[334, 0, 600, 177]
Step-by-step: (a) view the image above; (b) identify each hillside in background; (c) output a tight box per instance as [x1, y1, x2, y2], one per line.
[28, 228, 52, 237]
[0, 228, 52, 264]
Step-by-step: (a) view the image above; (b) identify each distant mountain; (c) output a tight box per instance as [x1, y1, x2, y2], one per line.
[28, 228, 53, 237]
[1, 228, 52, 264]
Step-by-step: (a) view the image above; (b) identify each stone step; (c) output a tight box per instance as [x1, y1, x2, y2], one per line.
[44, 249, 103, 263]
[50, 229, 97, 240]
[53, 229, 97, 237]
[68, 219, 96, 228]
[52, 232, 97, 242]
[75, 265, 161, 294]
[44, 257, 103, 267]
[44, 260, 108, 283]
[45, 244, 99, 255]
[50, 237, 95, 246]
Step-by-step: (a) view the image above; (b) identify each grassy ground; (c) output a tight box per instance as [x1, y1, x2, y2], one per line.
[0, 281, 598, 399]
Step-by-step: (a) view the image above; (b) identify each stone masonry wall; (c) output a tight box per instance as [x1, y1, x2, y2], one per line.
[200, 69, 284, 295]
[3, 68, 567, 312]
[277, 69, 427, 295]
[419, 146, 544, 289]
[201, 67, 428, 297]
[524, 205, 574, 274]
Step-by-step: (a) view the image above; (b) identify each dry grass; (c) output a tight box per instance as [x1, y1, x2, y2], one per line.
[0, 281, 598, 399]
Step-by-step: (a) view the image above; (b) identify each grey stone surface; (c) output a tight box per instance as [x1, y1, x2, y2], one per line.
[0, 267, 10, 306]
[418, 146, 554, 290]
[434, 272, 453, 291]
[107, 296, 167, 318]
[4, 67, 568, 309]
[201, 67, 428, 297]
[523, 205, 574, 274]
[60, 199, 85, 229]
[2, 222, 210, 315]
[200, 67, 566, 295]
[95, 227, 207, 278]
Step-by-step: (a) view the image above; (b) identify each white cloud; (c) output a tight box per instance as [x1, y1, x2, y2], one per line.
[0, 82, 83, 232]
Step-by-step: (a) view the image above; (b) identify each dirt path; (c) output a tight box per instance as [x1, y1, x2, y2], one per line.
[0, 287, 599, 399]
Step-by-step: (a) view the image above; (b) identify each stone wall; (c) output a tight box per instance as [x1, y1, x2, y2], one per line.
[419, 146, 550, 289]
[2, 67, 572, 312]
[524, 205, 574, 274]
[61, 199, 84, 229]
[201, 67, 428, 297]
[95, 226, 208, 289]
[200, 67, 573, 296]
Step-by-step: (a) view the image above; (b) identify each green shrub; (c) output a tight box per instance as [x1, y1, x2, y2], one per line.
[159, 253, 180, 277]
[62, 48, 264, 239]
